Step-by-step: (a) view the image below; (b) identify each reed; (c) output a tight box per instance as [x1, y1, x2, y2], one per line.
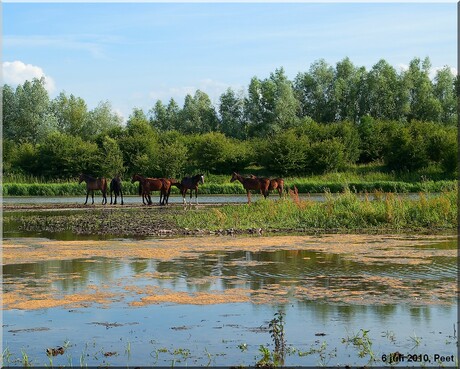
[172, 189, 457, 232]
[3, 180, 456, 197]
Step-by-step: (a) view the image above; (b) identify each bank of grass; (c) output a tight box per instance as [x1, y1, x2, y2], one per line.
[2, 162, 457, 196]
[171, 189, 457, 233]
[2, 179, 456, 196]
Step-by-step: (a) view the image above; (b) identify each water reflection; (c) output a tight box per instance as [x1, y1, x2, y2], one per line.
[3, 240, 457, 310]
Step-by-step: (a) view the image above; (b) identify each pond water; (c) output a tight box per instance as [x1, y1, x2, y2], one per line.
[3, 192, 425, 205]
[2, 229, 458, 366]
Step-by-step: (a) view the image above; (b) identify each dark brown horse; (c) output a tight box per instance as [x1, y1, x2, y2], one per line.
[78, 173, 108, 205]
[230, 172, 269, 204]
[131, 174, 169, 205]
[180, 174, 204, 205]
[109, 176, 124, 205]
[250, 175, 284, 198]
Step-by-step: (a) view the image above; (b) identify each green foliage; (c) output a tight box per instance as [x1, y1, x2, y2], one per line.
[98, 135, 125, 177]
[188, 132, 251, 174]
[2, 56, 458, 181]
[37, 132, 101, 179]
[307, 138, 346, 174]
[257, 129, 309, 175]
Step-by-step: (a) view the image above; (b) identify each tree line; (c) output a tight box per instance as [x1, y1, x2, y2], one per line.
[3, 57, 458, 180]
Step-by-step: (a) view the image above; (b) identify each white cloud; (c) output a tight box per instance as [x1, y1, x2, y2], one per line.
[3, 60, 56, 93]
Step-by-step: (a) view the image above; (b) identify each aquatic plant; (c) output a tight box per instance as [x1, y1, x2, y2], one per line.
[269, 311, 286, 365]
[341, 329, 376, 363]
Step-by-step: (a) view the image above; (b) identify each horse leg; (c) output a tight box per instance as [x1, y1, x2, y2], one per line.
[103, 191, 107, 205]
[84, 190, 90, 205]
[247, 190, 251, 205]
[120, 190, 124, 205]
[165, 188, 171, 205]
[195, 188, 198, 205]
[91, 191, 95, 205]
[110, 190, 113, 205]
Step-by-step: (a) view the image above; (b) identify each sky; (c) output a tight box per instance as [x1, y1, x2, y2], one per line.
[3, 2, 457, 121]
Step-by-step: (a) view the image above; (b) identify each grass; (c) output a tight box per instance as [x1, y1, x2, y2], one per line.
[3, 162, 457, 196]
[3, 178, 456, 197]
[171, 189, 457, 233]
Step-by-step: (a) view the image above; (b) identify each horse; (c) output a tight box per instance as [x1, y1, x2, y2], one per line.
[230, 172, 270, 204]
[180, 174, 204, 205]
[158, 178, 172, 205]
[78, 173, 108, 205]
[109, 176, 124, 205]
[250, 175, 284, 198]
[131, 174, 169, 205]
[162, 178, 181, 205]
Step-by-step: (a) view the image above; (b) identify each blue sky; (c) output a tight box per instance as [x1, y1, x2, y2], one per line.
[3, 2, 457, 121]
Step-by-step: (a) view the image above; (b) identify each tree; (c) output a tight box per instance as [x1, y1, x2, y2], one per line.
[149, 100, 168, 131]
[364, 60, 400, 120]
[294, 59, 335, 123]
[51, 92, 88, 137]
[37, 132, 100, 179]
[433, 66, 457, 125]
[260, 129, 309, 175]
[85, 101, 123, 139]
[402, 57, 441, 122]
[219, 88, 247, 139]
[179, 90, 219, 134]
[4, 78, 54, 143]
[189, 132, 250, 174]
[98, 136, 125, 177]
[120, 108, 160, 176]
[332, 57, 366, 122]
[245, 68, 299, 137]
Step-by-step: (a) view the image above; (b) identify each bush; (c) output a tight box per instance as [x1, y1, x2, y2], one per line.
[306, 138, 347, 174]
[257, 129, 309, 176]
[37, 132, 100, 179]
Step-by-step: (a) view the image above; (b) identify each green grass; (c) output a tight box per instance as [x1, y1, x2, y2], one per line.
[3, 180, 456, 197]
[3, 162, 456, 196]
[171, 189, 457, 232]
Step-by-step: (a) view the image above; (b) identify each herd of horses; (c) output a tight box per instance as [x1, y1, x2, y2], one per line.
[78, 172, 285, 206]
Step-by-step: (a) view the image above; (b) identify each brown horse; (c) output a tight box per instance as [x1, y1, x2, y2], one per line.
[131, 174, 169, 205]
[109, 176, 124, 205]
[163, 178, 181, 205]
[250, 175, 284, 198]
[180, 174, 204, 205]
[230, 172, 269, 204]
[78, 173, 108, 205]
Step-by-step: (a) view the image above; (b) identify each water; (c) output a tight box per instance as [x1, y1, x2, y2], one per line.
[3, 192, 425, 205]
[3, 233, 457, 367]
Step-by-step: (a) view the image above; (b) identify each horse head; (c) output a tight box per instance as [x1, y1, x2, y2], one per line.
[78, 173, 85, 184]
[230, 172, 239, 183]
[198, 174, 204, 184]
[131, 174, 140, 183]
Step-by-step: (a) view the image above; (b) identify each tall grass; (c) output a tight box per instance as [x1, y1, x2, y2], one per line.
[3, 180, 456, 196]
[172, 189, 457, 232]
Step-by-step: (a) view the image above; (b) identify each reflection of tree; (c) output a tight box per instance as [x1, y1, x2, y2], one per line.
[129, 259, 149, 274]
[4, 257, 124, 294]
